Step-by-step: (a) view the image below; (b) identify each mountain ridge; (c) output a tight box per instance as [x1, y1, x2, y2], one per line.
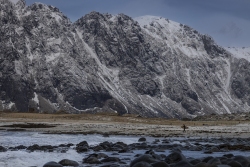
[1, 0, 250, 118]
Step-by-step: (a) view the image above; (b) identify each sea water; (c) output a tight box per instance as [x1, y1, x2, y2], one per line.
[0, 131, 247, 167]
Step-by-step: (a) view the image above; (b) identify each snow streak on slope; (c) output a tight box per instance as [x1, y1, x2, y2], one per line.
[226, 47, 250, 62]
[76, 28, 129, 113]
[2, 0, 250, 118]
[134, 16, 207, 58]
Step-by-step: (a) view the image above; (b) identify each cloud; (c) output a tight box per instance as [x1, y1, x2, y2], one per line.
[218, 22, 242, 38]
[208, 15, 250, 47]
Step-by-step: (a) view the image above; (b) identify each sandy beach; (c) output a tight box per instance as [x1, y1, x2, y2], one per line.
[1, 112, 250, 138]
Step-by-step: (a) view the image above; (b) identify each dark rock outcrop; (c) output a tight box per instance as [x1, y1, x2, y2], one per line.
[1, 0, 250, 118]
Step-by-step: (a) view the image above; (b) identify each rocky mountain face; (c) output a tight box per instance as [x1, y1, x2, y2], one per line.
[0, 0, 250, 118]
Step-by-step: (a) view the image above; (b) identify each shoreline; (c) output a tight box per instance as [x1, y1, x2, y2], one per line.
[1, 113, 250, 167]
[1, 113, 250, 138]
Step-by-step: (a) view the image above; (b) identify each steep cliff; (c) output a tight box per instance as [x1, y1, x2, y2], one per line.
[0, 0, 249, 118]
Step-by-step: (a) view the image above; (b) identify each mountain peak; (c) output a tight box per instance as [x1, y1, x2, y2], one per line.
[1, 2, 250, 118]
[134, 15, 177, 27]
[15, 0, 25, 8]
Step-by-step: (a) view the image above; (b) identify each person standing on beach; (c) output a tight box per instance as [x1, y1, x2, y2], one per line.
[183, 124, 186, 132]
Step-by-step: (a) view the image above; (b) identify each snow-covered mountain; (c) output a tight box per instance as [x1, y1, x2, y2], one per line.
[1, 0, 250, 118]
[226, 47, 250, 62]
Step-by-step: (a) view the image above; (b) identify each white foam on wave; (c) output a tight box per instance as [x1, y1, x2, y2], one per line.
[0, 131, 249, 166]
[0, 132, 143, 166]
[0, 131, 140, 147]
[0, 149, 83, 167]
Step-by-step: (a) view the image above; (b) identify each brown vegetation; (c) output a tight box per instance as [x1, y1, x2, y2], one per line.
[0, 111, 245, 127]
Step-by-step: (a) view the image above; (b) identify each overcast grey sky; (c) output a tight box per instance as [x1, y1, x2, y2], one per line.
[11, 0, 250, 47]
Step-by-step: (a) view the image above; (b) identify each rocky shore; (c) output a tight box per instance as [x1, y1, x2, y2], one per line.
[1, 115, 250, 166]
[1, 135, 250, 167]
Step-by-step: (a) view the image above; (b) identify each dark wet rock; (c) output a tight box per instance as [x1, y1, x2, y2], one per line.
[83, 153, 110, 164]
[219, 157, 229, 165]
[8, 147, 17, 151]
[171, 148, 182, 153]
[162, 139, 169, 144]
[92, 145, 104, 151]
[58, 143, 74, 148]
[43, 161, 63, 167]
[83, 156, 102, 164]
[174, 160, 193, 167]
[86, 157, 101, 164]
[0, 146, 7, 152]
[100, 141, 113, 151]
[135, 142, 148, 149]
[209, 146, 220, 152]
[145, 149, 155, 155]
[165, 152, 187, 164]
[190, 146, 203, 151]
[132, 161, 153, 167]
[138, 137, 146, 142]
[154, 139, 160, 143]
[58, 159, 79, 166]
[233, 156, 250, 167]
[118, 148, 130, 153]
[227, 160, 243, 167]
[101, 157, 121, 163]
[76, 141, 89, 153]
[76, 145, 88, 152]
[111, 153, 120, 156]
[130, 154, 158, 167]
[150, 153, 162, 161]
[97, 153, 109, 159]
[60, 150, 67, 153]
[190, 159, 202, 165]
[100, 164, 120, 167]
[160, 154, 167, 159]
[195, 162, 220, 167]
[207, 158, 221, 165]
[155, 148, 166, 152]
[114, 142, 128, 150]
[76, 141, 89, 147]
[112, 143, 126, 151]
[202, 156, 214, 163]
[203, 151, 213, 154]
[102, 133, 110, 137]
[9, 145, 27, 151]
[27, 144, 56, 152]
[151, 161, 170, 167]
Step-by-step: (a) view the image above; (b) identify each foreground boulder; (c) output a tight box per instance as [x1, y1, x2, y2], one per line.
[58, 159, 79, 166]
[76, 141, 89, 153]
[130, 154, 159, 167]
[0, 146, 7, 152]
[165, 152, 187, 164]
[43, 161, 63, 167]
[138, 137, 147, 142]
[100, 157, 121, 163]
[83, 154, 102, 164]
